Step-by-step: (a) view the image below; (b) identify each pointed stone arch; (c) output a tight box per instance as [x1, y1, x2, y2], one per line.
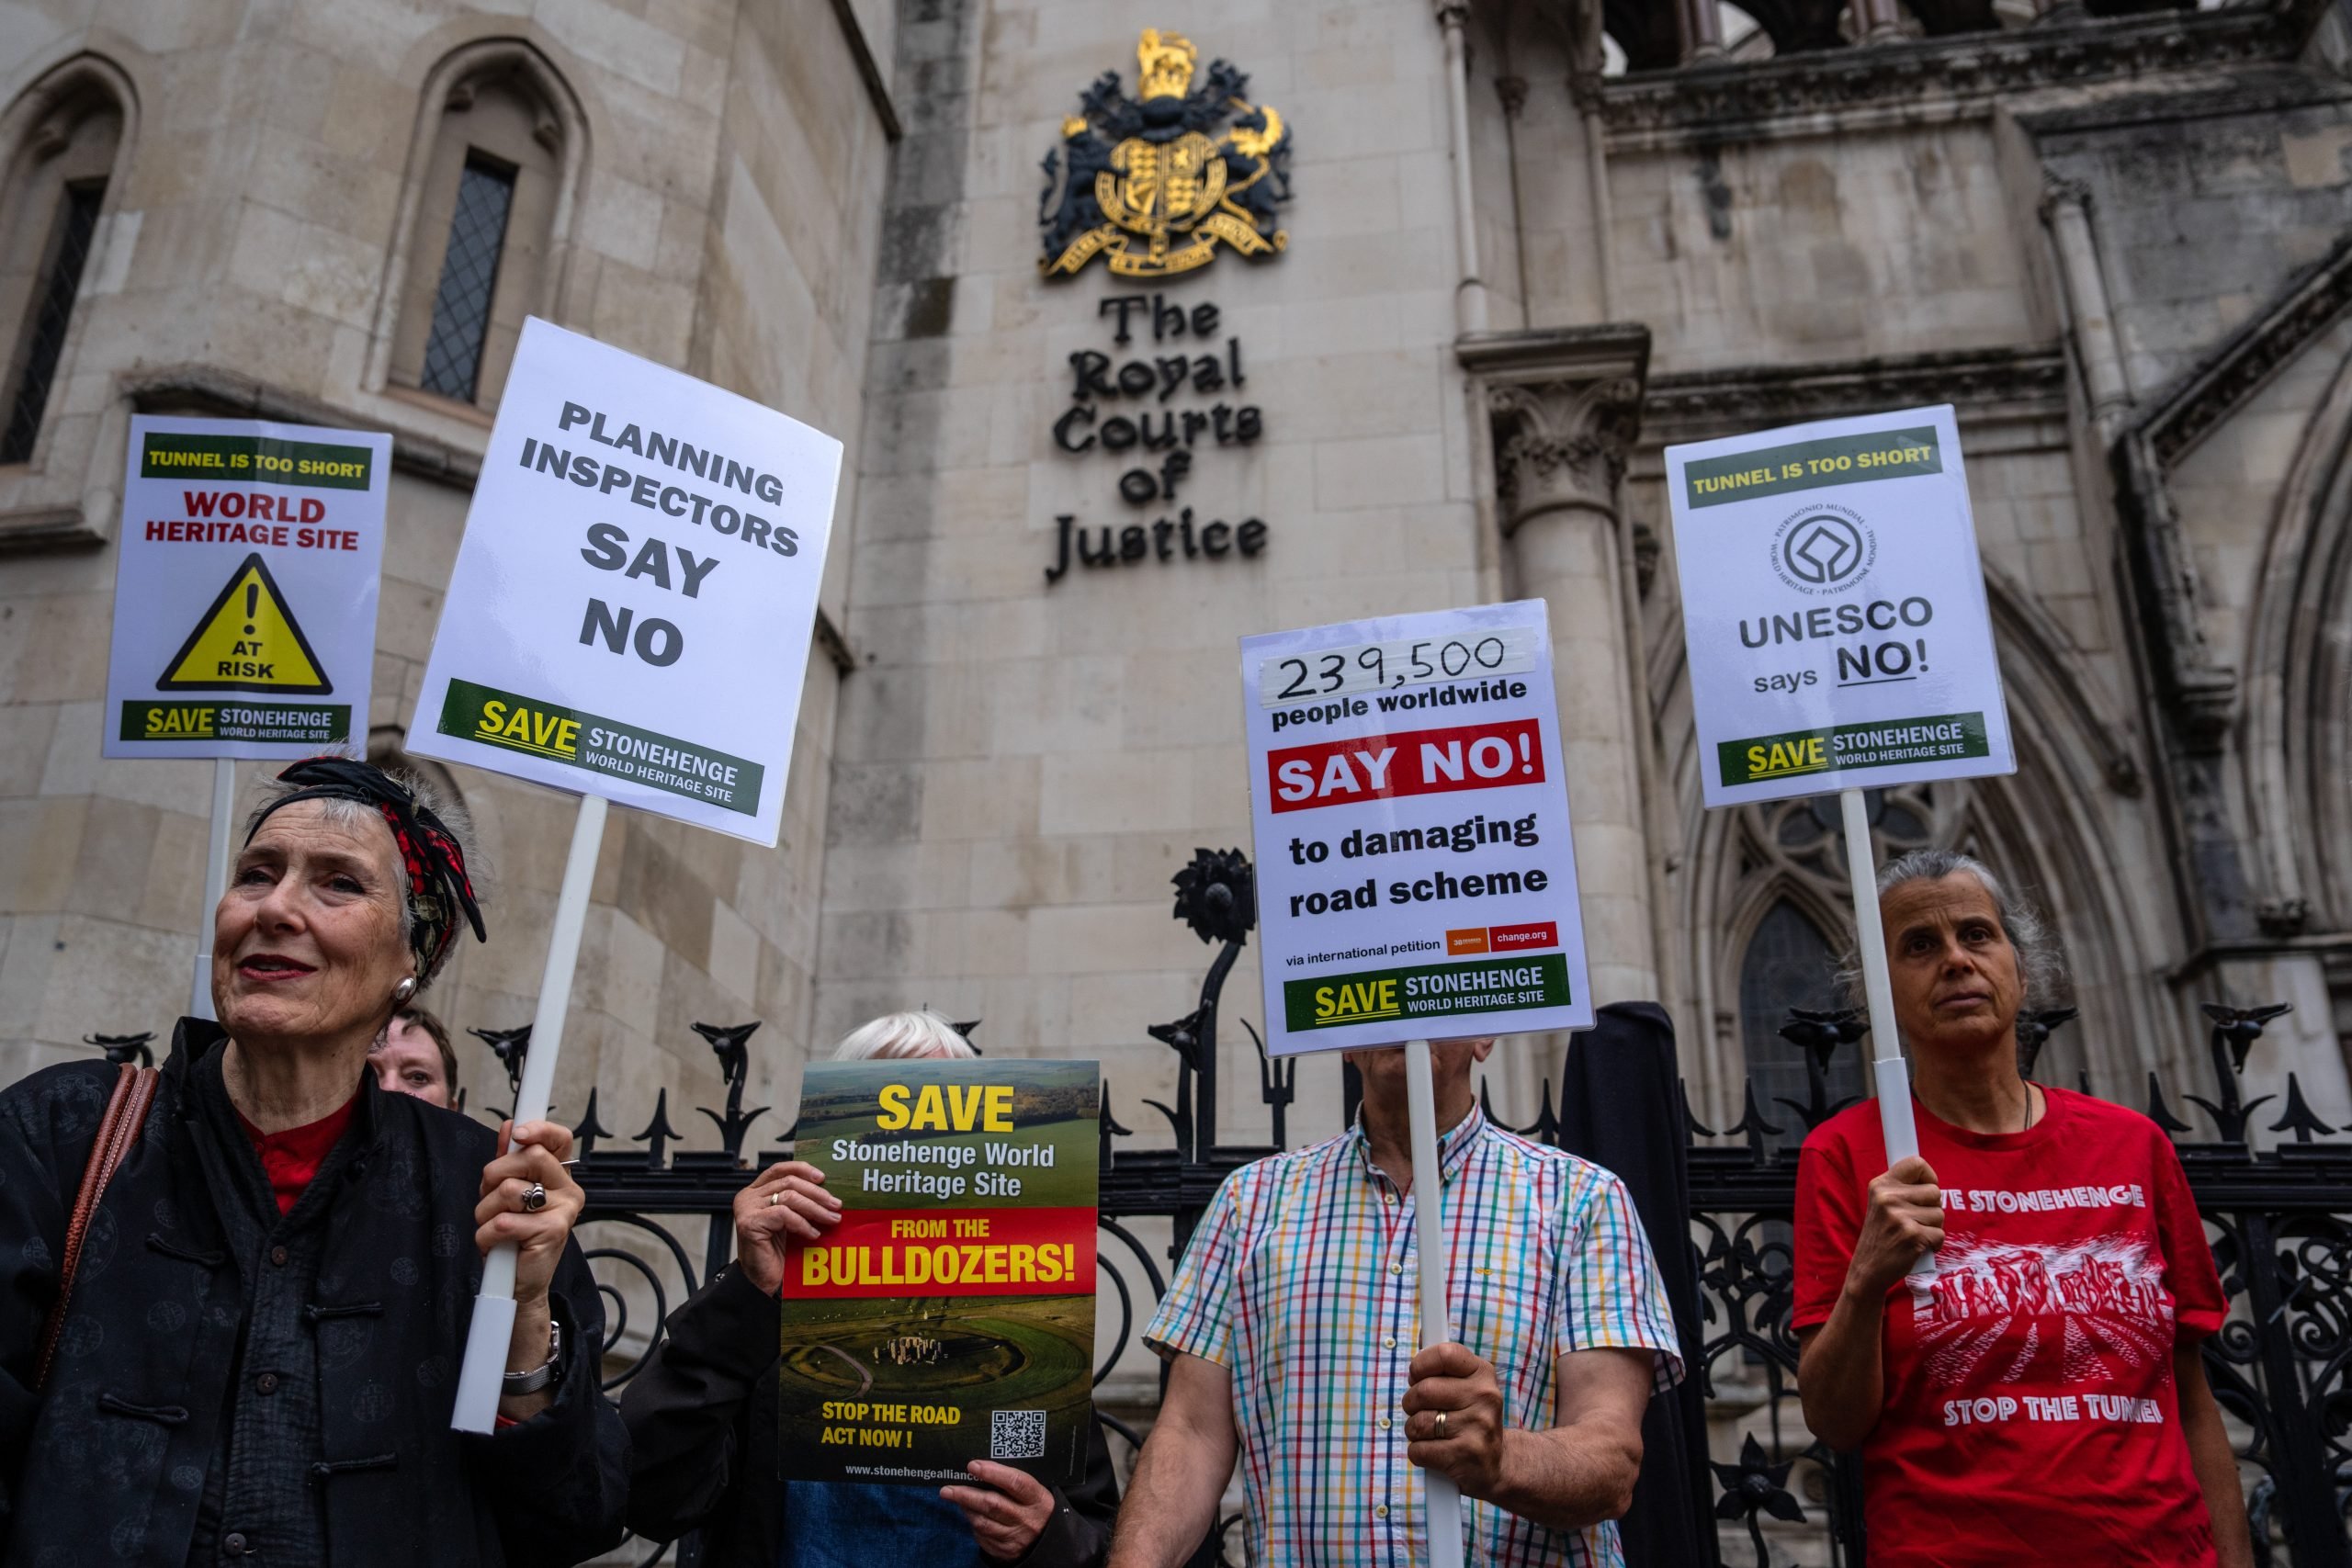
[1667, 570, 2171, 1122]
[2243, 328, 2352, 935]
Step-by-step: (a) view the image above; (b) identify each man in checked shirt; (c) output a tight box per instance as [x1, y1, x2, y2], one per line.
[1108, 1037, 1684, 1568]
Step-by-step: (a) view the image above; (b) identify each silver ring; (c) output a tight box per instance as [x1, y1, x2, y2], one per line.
[767, 1191, 783, 1207]
[1432, 1411, 1447, 1438]
[520, 1182, 548, 1213]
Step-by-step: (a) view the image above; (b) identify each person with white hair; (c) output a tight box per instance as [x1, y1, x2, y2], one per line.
[1792, 849, 2249, 1567]
[620, 1010, 1121, 1567]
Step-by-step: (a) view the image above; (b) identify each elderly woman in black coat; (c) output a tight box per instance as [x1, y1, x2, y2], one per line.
[0, 756, 628, 1567]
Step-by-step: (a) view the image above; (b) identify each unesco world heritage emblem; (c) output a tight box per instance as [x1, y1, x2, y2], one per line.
[1038, 28, 1292, 280]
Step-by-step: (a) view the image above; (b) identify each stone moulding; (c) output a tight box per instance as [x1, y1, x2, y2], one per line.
[1639, 344, 2069, 447]
[1595, 0, 2331, 152]
[2111, 231, 2352, 753]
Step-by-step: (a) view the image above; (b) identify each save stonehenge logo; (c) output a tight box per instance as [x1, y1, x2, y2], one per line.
[1770, 502, 1875, 594]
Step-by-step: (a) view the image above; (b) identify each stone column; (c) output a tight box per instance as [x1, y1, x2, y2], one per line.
[2040, 177, 2132, 437]
[1436, 3, 1488, 334]
[1853, 0, 1906, 43]
[1459, 328, 1657, 1006]
[1678, 0, 1726, 62]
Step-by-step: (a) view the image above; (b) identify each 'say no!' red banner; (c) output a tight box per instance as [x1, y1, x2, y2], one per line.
[1266, 717, 1544, 814]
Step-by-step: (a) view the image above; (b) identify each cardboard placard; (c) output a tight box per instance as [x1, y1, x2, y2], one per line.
[104, 415, 390, 758]
[406, 317, 842, 844]
[1242, 601, 1593, 1056]
[778, 1059, 1100, 1489]
[1666, 404, 2015, 807]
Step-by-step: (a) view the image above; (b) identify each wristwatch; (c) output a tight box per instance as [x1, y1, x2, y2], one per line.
[503, 1318, 562, 1395]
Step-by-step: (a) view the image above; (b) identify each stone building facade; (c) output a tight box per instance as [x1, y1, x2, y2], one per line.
[3, 0, 2351, 1173]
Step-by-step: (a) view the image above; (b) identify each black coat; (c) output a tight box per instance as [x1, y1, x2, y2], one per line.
[0, 1020, 629, 1568]
[620, 1264, 1120, 1568]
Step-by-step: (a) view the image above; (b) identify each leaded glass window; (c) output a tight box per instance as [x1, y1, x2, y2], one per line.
[1, 180, 105, 464]
[419, 157, 515, 402]
[1739, 899, 1859, 1148]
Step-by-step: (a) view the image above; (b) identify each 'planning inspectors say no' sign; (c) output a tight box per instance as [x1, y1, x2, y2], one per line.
[405, 316, 844, 846]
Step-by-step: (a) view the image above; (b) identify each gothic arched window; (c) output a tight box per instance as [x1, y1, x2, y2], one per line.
[1737, 898, 1857, 1145]
[379, 49, 580, 412]
[0, 67, 125, 465]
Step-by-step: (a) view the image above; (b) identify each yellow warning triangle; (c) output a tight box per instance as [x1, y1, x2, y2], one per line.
[158, 553, 333, 695]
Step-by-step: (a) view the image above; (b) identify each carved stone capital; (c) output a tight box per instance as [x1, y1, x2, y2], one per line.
[1458, 325, 1651, 535]
[1495, 74, 1529, 116]
[2038, 175, 2093, 225]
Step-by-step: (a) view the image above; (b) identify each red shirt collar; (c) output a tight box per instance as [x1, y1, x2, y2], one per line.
[236, 1091, 361, 1215]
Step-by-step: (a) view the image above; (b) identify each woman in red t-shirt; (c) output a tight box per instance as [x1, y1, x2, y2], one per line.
[1793, 849, 2251, 1568]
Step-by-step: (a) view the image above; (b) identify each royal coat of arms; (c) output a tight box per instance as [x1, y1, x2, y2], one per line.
[1039, 29, 1292, 279]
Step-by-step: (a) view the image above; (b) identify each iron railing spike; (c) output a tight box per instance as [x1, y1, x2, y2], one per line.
[2268, 1074, 2335, 1144]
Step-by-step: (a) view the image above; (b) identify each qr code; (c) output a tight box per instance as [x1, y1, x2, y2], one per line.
[990, 1410, 1047, 1461]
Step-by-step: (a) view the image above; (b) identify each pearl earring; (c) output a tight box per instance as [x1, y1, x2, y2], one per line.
[391, 976, 419, 1006]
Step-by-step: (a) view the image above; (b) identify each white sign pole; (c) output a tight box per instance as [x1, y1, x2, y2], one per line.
[450, 791, 608, 1432]
[189, 758, 236, 1021]
[1404, 1038, 1466, 1568]
[1838, 787, 1935, 1292]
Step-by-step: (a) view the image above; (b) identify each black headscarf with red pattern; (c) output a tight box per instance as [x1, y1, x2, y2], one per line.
[245, 756, 486, 979]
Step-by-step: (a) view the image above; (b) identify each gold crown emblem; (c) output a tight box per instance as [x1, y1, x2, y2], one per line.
[1137, 28, 1196, 99]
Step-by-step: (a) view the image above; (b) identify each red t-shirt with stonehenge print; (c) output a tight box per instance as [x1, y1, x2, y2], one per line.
[1793, 1087, 2228, 1567]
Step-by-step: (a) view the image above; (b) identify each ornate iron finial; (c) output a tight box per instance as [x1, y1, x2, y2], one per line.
[571, 1086, 616, 1157]
[632, 1088, 683, 1169]
[2202, 1002, 2292, 1075]
[85, 1032, 154, 1067]
[2144, 1071, 2193, 1138]
[1710, 1434, 1805, 1568]
[1097, 1091, 1134, 1169]
[1148, 1008, 1207, 1075]
[469, 1024, 532, 1100]
[1778, 1007, 1867, 1075]
[1171, 848, 1255, 947]
[690, 1021, 771, 1160]
[2267, 1074, 2337, 1145]
[2016, 1006, 2080, 1078]
[1775, 1007, 1866, 1132]
[1679, 1078, 1717, 1142]
[1242, 1021, 1293, 1149]
[1726, 1080, 1786, 1156]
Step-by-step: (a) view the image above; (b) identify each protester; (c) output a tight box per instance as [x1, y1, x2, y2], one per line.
[372, 1001, 458, 1107]
[621, 1009, 1121, 1567]
[0, 755, 628, 1567]
[1794, 849, 2250, 1567]
[1106, 1035, 1682, 1568]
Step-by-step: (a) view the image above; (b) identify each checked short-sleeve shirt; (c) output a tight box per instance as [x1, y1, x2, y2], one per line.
[1144, 1105, 1682, 1568]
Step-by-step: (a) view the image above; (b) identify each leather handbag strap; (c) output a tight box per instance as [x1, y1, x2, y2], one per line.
[37, 1063, 159, 1390]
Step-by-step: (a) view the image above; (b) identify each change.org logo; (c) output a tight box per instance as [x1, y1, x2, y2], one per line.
[1770, 502, 1876, 594]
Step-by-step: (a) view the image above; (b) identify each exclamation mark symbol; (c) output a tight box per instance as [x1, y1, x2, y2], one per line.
[243, 581, 258, 637]
[1519, 730, 1534, 775]
[1916, 639, 1928, 672]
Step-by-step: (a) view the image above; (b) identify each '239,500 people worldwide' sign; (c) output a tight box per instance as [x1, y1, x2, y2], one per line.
[1243, 602, 1595, 1056]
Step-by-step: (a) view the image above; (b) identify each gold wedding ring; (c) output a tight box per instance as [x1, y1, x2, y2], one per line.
[767, 1190, 784, 1206]
[1433, 1411, 1447, 1438]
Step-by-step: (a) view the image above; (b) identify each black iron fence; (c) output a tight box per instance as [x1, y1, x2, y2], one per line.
[89, 852, 2352, 1566]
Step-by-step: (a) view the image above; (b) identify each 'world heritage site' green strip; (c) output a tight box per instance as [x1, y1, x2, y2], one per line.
[436, 677, 763, 815]
[1718, 711, 1989, 788]
[1284, 952, 1571, 1032]
[119, 700, 351, 745]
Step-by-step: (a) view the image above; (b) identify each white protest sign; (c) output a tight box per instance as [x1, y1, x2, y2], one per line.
[1667, 404, 2014, 808]
[104, 415, 390, 759]
[1242, 601, 1593, 1057]
[407, 317, 842, 845]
